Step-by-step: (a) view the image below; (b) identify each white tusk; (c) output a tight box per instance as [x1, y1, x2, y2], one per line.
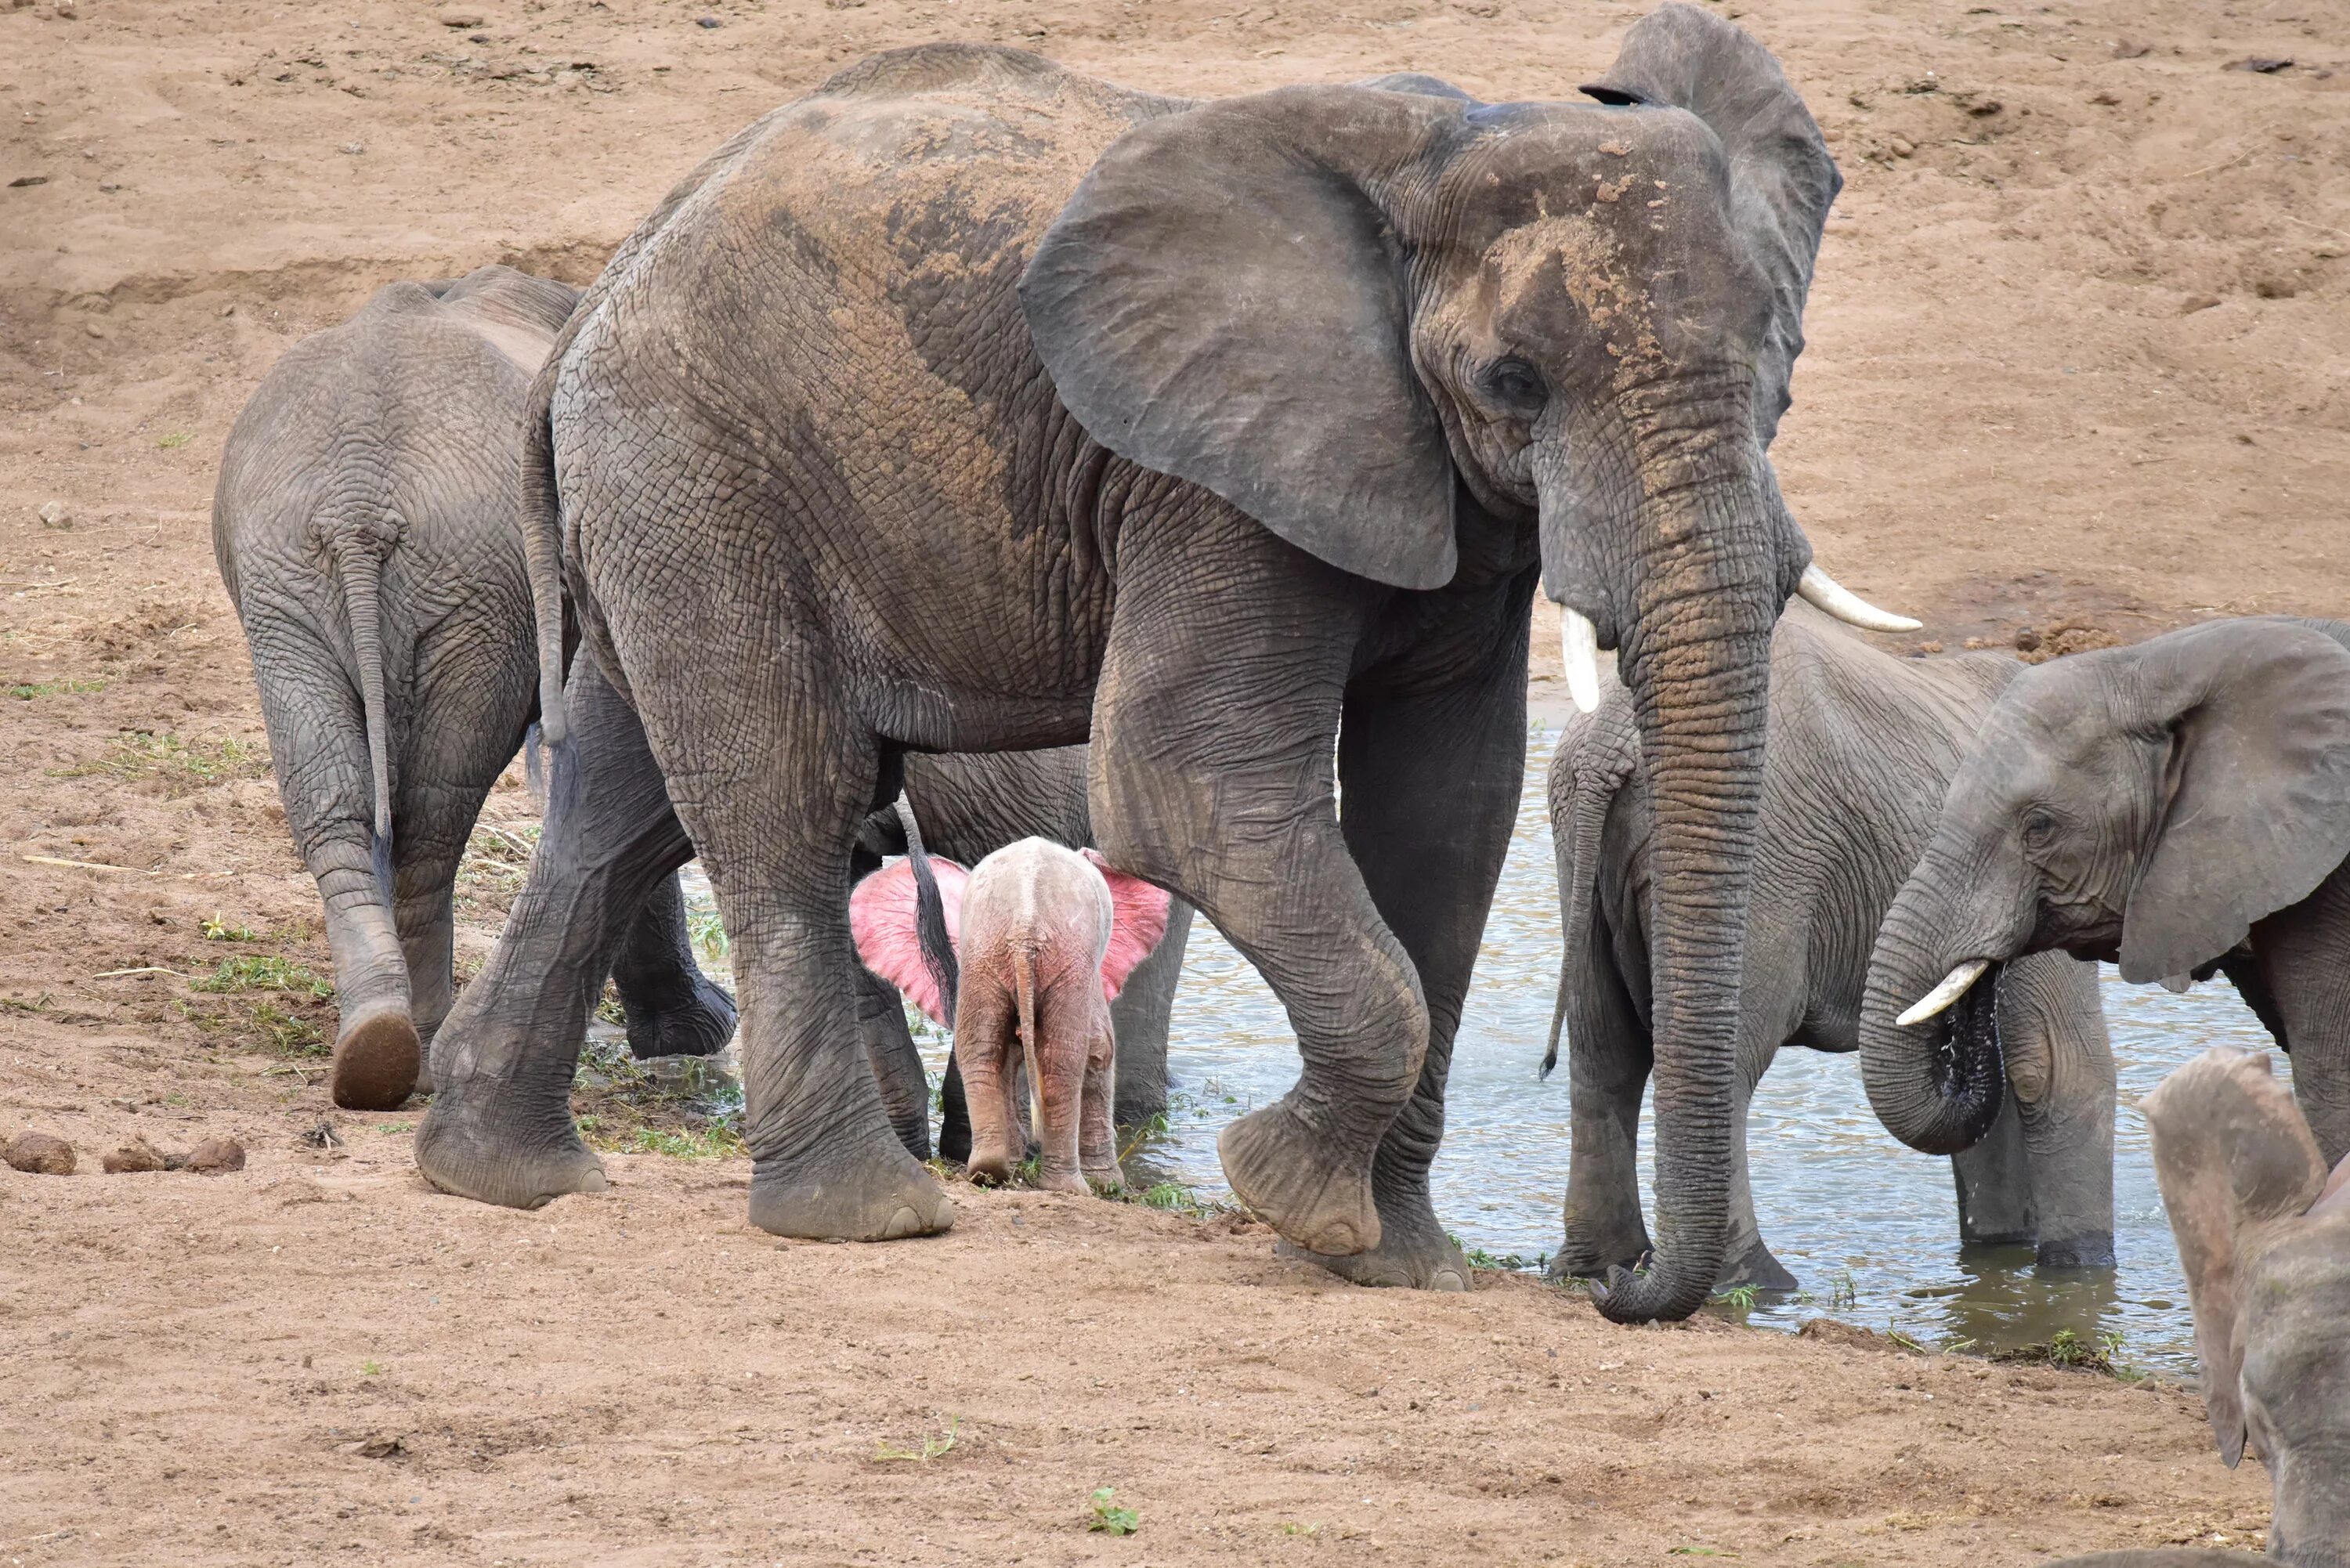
[1798, 563, 1923, 633]
[1895, 959, 1991, 1028]
[1560, 605, 1603, 715]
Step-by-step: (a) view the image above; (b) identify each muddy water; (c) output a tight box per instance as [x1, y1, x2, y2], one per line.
[1137, 725, 2265, 1375]
[682, 726, 2260, 1371]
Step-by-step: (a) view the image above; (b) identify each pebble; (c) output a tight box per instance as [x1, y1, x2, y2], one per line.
[2179, 293, 2222, 314]
[84, 318, 108, 338]
[187, 1136, 246, 1174]
[1889, 135, 1916, 158]
[436, 8, 484, 24]
[37, 500, 69, 529]
[5, 1131, 77, 1176]
[103, 1136, 166, 1174]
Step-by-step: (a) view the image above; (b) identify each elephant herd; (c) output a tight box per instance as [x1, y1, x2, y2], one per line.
[206, 5, 2347, 1560]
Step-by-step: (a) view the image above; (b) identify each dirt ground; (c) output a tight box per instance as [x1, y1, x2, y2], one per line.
[2, 0, 2341, 1560]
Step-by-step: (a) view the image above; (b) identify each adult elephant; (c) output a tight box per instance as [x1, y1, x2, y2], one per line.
[852, 747, 1196, 1159]
[1546, 605, 2116, 1288]
[421, 8, 1905, 1317]
[1862, 617, 2350, 1169]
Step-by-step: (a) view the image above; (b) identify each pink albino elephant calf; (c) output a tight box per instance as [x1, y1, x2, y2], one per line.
[853, 833, 1170, 1193]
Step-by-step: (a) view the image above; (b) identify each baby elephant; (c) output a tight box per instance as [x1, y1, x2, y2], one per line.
[2143, 1047, 2350, 1564]
[854, 831, 1169, 1193]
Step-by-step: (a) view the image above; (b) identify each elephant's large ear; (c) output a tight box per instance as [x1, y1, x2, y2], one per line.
[2119, 620, 2350, 985]
[1081, 849, 1172, 1001]
[2142, 1047, 2329, 1466]
[1582, 2, 1841, 446]
[1021, 86, 1461, 591]
[849, 858, 970, 1026]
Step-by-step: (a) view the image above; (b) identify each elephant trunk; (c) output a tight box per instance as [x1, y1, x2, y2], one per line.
[1565, 453, 1784, 1326]
[1860, 863, 2009, 1155]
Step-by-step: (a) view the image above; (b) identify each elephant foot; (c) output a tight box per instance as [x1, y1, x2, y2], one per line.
[414, 1075, 608, 1209]
[1547, 1222, 1652, 1283]
[748, 1137, 953, 1242]
[2035, 1230, 2117, 1270]
[1035, 1167, 1089, 1197]
[329, 1006, 421, 1112]
[1716, 1235, 1799, 1293]
[1083, 1161, 1126, 1194]
[1274, 1190, 1466, 1291]
[623, 975, 738, 1060]
[1217, 1097, 1380, 1258]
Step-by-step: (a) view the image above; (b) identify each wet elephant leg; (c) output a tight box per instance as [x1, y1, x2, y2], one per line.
[1719, 1044, 1798, 1292]
[853, 962, 933, 1160]
[413, 660, 696, 1209]
[1996, 952, 2116, 1268]
[1109, 898, 1191, 1128]
[938, 1050, 971, 1165]
[611, 870, 739, 1060]
[1288, 563, 1536, 1290]
[1952, 1092, 2037, 1249]
[1552, 952, 1654, 1281]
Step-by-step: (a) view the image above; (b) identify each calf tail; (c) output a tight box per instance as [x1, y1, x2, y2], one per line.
[332, 541, 395, 897]
[895, 798, 959, 1020]
[1013, 945, 1041, 1141]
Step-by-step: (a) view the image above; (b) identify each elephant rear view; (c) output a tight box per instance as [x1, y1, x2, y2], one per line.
[213, 266, 739, 1110]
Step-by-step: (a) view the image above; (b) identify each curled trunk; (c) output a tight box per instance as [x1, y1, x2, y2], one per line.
[1860, 877, 2009, 1155]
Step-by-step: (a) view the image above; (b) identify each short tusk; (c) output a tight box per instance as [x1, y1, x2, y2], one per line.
[1560, 605, 1602, 715]
[1895, 958, 1991, 1028]
[1798, 564, 1922, 633]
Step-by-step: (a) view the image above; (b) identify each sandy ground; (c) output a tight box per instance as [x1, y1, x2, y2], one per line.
[2, 0, 2342, 1559]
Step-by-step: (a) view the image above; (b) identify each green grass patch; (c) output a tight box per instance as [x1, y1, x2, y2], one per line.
[1086, 1488, 1137, 1537]
[192, 954, 334, 998]
[157, 431, 192, 449]
[5, 676, 107, 701]
[455, 818, 540, 916]
[570, 1039, 745, 1160]
[1993, 1325, 2138, 1378]
[52, 731, 267, 796]
[873, 1417, 960, 1463]
[200, 912, 262, 942]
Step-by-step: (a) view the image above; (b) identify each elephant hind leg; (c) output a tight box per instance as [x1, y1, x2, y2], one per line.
[613, 869, 739, 1061]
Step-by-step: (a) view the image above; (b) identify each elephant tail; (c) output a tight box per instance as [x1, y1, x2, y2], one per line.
[1013, 943, 1042, 1141]
[331, 538, 396, 898]
[1542, 703, 1638, 1078]
[896, 798, 960, 1021]
[519, 347, 572, 749]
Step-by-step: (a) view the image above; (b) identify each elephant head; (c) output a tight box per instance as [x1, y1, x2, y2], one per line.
[2142, 1049, 2350, 1565]
[1024, 2, 1901, 1321]
[1860, 619, 2350, 1155]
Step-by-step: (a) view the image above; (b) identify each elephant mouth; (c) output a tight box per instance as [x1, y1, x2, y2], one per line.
[1923, 959, 2005, 1111]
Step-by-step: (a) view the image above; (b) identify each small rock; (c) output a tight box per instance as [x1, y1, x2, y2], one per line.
[2089, 90, 2120, 106]
[37, 500, 69, 529]
[2254, 277, 2298, 299]
[2226, 56, 2292, 74]
[103, 1136, 167, 1174]
[85, 319, 107, 338]
[2179, 293, 2222, 314]
[2013, 627, 2043, 653]
[220, 303, 236, 317]
[9, 175, 49, 189]
[357, 1436, 404, 1459]
[696, 13, 720, 24]
[436, 8, 483, 23]
[186, 1136, 246, 1174]
[1889, 135, 1916, 158]
[5, 1131, 77, 1176]
[1966, 98, 2004, 117]
[53, 0, 74, 16]
[339, 141, 364, 156]
[2113, 39, 2150, 60]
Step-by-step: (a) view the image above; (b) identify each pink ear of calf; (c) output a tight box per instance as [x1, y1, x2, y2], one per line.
[2318, 1152, 2350, 1216]
[848, 858, 969, 1026]
[1082, 848, 1172, 1001]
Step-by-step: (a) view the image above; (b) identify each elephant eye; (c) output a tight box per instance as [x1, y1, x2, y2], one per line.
[2020, 807, 2059, 849]
[1480, 357, 1549, 415]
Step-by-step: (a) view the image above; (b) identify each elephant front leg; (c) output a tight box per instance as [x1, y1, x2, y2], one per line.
[611, 870, 739, 1061]
[414, 661, 696, 1210]
[2249, 870, 2350, 1165]
[1993, 952, 2116, 1269]
[1108, 899, 1191, 1129]
[1553, 938, 1654, 1281]
[1089, 503, 1400, 1259]
[852, 963, 933, 1161]
[1080, 1015, 1123, 1190]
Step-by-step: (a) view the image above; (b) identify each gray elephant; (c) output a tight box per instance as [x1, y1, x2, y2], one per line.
[1546, 604, 2116, 1288]
[1862, 617, 2350, 1170]
[212, 266, 736, 1111]
[420, 10, 1911, 1317]
[851, 747, 1196, 1161]
[2142, 1048, 2350, 1564]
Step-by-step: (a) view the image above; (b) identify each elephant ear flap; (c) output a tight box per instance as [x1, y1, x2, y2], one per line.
[2119, 621, 2350, 985]
[1082, 849, 1171, 1001]
[1021, 86, 1460, 591]
[850, 858, 969, 1025]
[1584, 2, 1841, 447]
[2142, 1047, 2329, 1467]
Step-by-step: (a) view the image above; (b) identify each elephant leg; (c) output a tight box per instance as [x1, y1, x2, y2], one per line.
[938, 1049, 972, 1165]
[1029, 975, 1097, 1196]
[611, 870, 739, 1061]
[633, 678, 950, 1242]
[413, 659, 695, 1209]
[1950, 1091, 2037, 1249]
[1717, 1043, 1798, 1292]
[1081, 1017, 1122, 1190]
[2250, 867, 2350, 1165]
[1088, 503, 1398, 1259]
[853, 962, 933, 1160]
[246, 616, 417, 1111]
[954, 970, 1021, 1185]
[386, 800, 469, 1093]
[1108, 898, 1191, 1129]
[1552, 953, 1654, 1281]
[1274, 565, 1536, 1290]
[1996, 952, 2115, 1269]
